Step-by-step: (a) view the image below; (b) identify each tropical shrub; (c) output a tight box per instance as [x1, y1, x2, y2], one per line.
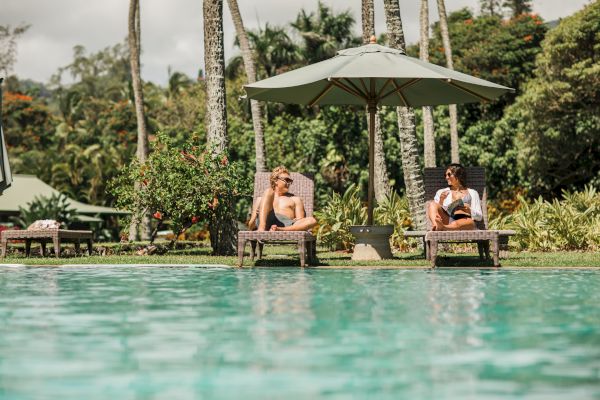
[11, 193, 75, 228]
[490, 186, 600, 251]
[111, 133, 251, 252]
[316, 186, 411, 251]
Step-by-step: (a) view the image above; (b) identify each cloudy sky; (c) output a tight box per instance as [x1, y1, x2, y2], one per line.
[3, 0, 592, 86]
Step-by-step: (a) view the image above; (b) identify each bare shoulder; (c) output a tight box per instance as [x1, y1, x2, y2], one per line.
[261, 187, 274, 197]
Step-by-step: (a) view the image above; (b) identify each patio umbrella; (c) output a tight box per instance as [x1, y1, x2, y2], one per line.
[0, 78, 12, 195]
[245, 37, 513, 225]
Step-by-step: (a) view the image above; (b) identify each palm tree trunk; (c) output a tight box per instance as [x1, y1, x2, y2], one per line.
[204, 0, 236, 255]
[420, 0, 436, 168]
[128, 0, 151, 241]
[362, 0, 391, 203]
[226, 0, 267, 172]
[436, 0, 460, 163]
[383, 0, 427, 230]
[204, 0, 228, 154]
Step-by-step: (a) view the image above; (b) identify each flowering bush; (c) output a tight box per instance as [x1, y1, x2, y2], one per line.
[111, 133, 250, 254]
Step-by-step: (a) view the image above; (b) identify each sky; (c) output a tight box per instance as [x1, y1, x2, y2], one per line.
[3, 0, 593, 86]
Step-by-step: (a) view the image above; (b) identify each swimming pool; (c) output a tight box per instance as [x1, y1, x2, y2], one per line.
[0, 267, 598, 399]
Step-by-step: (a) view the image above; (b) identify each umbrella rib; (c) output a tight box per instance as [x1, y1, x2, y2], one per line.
[358, 78, 369, 97]
[329, 78, 367, 101]
[376, 78, 393, 99]
[308, 82, 334, 107]
[380, 78, 421, 103]
[342, 78, 367, 98]
[444, 79, 492, 102]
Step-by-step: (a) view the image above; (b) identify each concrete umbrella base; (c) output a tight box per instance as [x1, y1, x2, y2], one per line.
[350, 225, 394, 261]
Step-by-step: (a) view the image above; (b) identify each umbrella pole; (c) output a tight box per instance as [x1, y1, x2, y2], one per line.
[367, 101, 376, 226]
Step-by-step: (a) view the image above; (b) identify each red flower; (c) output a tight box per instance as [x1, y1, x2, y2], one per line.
[153, 211, 163, 220]
[191, 216, 200, 224]
[464, 19, 473, 25]
[523, 35, 533, 42]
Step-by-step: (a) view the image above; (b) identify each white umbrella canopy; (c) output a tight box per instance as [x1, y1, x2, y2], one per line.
[245, 39, 513, 224]
[0, 78, 12, 195]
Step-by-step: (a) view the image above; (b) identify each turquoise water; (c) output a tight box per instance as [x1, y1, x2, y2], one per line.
[0, 267, 599, 399]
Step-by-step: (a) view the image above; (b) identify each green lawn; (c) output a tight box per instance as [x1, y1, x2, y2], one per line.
[1, 242, 599, 267]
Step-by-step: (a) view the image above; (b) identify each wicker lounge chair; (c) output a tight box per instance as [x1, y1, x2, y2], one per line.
[403, 167, 515, 267]
[237, 172, 316, 267]
[1, 229, 93, 258]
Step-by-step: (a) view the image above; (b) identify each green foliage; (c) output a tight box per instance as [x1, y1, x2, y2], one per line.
[316, 186, 411, 251]
[510, 2, 600, 196]
[11, 193, 75, 228]
[491, 187, 600, 251]
[110, 133, 251, 250]
[316, 184, 366, 251]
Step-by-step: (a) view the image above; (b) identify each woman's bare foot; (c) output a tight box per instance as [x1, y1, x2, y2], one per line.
[269, 224, 278, 231]
[434, 215, 446, 231]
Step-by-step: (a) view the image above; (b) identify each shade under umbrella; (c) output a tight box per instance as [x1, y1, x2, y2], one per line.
[0, 78, 12, 195]
[245, 39, 513, 224]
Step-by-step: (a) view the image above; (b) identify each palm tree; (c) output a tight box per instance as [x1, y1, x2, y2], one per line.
[226, 0, 267, 172]
[292, 2, 359, 64]
[420, 0, 436, 168]
[503, 0, 532, 17]
[362, 0, 390, 202]
[383, 0, 427, 230]
[204, 0, 228, 153]
[436, 0, 460, 163]
[128, 0, 151, 241]
[203, 0, 236, 254]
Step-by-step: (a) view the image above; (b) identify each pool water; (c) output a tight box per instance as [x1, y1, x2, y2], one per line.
[0, 267, 599, 399]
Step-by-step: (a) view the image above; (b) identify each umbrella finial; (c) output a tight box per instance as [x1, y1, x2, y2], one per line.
[369, 35, 376, 44]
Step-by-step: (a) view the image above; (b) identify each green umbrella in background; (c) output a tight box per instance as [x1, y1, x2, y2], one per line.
[245, 37, 513, 225]
[0, 78, 12, 195]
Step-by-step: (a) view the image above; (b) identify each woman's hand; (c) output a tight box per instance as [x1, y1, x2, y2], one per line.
[439, 191, 449, 203]
[458, 203, 471, 214]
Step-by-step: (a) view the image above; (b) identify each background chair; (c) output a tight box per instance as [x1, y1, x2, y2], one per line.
[237, 172, 316, 267]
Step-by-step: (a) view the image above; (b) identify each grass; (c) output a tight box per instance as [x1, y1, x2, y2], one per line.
[1, 241, 599, 267]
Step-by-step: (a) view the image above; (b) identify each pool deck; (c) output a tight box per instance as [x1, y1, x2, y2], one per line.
[1, 263, 598, 270]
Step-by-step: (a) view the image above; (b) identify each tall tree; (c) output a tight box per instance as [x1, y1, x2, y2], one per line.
[203, 0, 236, 254]
[436, 0, 460, 163]
[503, 0, 532, 17]
[480, 0, 502, 16]
[420, 0, 436, 167]
[127, 0, 151, 241]
[0, 23, 30, 76]
[361, 0, 391, 202]
[204, 0, 228, 153]
[382, 0, 427, 230]
[226, 0, 267, 172]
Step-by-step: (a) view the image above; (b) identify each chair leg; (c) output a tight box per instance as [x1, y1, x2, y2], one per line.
[237, 239, 246, 267]
[87, 239, 93, 255]
[25, 239, 32, 257]
[74, 240, 81, 255]
[257, 242, 264, 260]
[41, 240, 47, 256]
[492, 238, 500, 267]
[1, 238, 7, 258]
[477, 242, 484, 260]
[483, 241, 491, 260]
[425, 238, 430, 260]
[429, 240, 438, 268]
[298, 240, 306, 267]
[53, 237, 61, 258]
[250, 240, 256, 261]
[310, 241, 317, 264]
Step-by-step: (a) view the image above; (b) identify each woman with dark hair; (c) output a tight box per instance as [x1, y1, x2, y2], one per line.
[427, 163, 483, 231]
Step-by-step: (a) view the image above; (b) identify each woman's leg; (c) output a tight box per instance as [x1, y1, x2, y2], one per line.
[437, 218, 475, 231]
[428, 202, 449, 230]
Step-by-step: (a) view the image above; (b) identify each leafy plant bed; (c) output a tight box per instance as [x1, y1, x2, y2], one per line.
[1, 243, 599, 267]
